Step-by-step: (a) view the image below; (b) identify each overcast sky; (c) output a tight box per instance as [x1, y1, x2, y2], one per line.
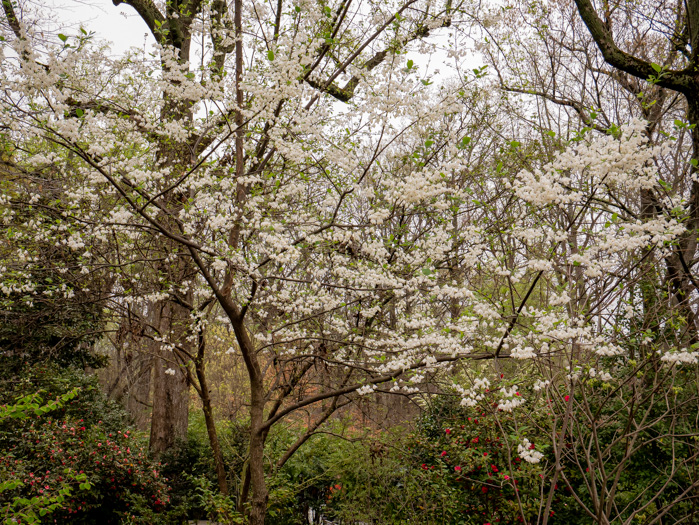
[49, 0, 155, 55]
[45, 0, 477, 86]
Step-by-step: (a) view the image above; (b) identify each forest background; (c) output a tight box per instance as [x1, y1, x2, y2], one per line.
[2, 0, 699, 523]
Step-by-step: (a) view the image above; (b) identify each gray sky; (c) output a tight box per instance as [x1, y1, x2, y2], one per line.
[50, 0, 155, 55]
[47, 0, 478, 85]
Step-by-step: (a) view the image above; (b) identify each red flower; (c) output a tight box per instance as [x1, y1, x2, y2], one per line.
[441, 451, 447, 457]
[481, 486, 488, 493]
[565, 395, 570, 402]
[445, 428, 451, 434]
[455, 466, 462, 472]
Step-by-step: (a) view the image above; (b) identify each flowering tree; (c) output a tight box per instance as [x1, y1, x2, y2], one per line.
[1, 0, 483, 520]
[477, 0, 699, 346]
[2, 0, 699, 523]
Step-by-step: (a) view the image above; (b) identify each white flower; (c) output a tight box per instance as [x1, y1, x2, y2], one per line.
[598, 371, 613, 381]
[211, 259, 228, 271]
[660, 349, 699, 365]
[518, 438, 544, 464]
[511, 346, 536, 359]
[497, 385, 524, 412]
[356, 384, 377, 396]
[595, 344, 623, 357]
[164, 368, 176, 376]
[532, 379, 550, 391]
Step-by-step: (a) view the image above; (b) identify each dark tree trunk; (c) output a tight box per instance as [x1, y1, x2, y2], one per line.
[195, 334, 229, 495]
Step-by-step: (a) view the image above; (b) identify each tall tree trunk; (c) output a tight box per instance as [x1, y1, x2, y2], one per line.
[150, 300, 190, 454]
[194, 333, 229, 495]
[248, 409, 269, 525]
[126, 353, 152, 431]
[147, 30, 195, 455]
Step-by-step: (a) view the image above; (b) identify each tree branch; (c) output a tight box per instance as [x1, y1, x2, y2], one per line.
[573, 0, 695, 95]
[112, 0, 166, 46]
[1, 0, 22, 40]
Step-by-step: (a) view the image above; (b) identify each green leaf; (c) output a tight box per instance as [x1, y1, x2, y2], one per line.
[267, 49, 274, 61]
[463, 136, 471, 146]
[58, 34, 68, 43]
[75, 108, 84, 117]
[424, 139, 434, 148]
[651, 62, 662, 73]
[422, 268, 432, 276]
[294, 5, 301, 11]
[407, 59, 414, 70]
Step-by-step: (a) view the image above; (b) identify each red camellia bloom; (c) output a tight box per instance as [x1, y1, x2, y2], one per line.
[455, 466, 462, 472]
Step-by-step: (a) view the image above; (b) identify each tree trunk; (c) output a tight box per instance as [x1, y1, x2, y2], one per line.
[149, 300, 190, 455]
[248, 402, 269, 525]
[148, 53, 196, 457]
[195, 335, 229, 495]
[126, 353, 152, 431]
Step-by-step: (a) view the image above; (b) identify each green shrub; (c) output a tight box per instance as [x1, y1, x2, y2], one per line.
[0, 367, 171, 524]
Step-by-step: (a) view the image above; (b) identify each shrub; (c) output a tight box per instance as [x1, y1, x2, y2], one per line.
[0, 367, 171, 524]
